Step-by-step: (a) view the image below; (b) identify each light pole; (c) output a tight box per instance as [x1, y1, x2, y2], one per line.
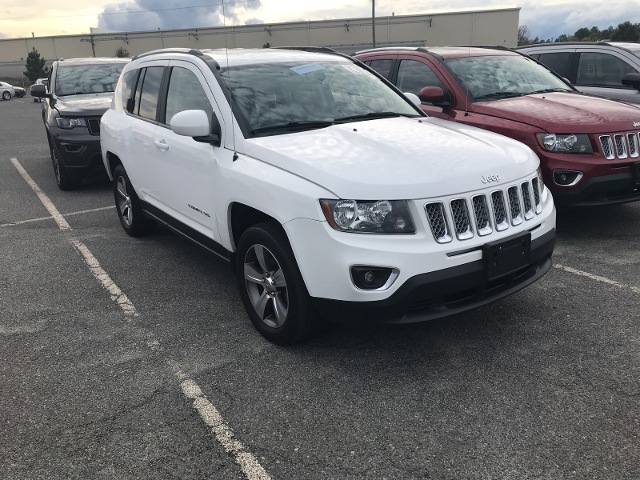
[372, 0, 376, 48]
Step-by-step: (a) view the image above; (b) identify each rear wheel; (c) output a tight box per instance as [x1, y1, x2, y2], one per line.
[236, 222, 321, 345]
[113, 164, 156, 237]
[50, 143, 80, 190]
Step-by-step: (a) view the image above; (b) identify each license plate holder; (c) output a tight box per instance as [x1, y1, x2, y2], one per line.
[633, 162, 640, 187]
[483, 231, 531, 281]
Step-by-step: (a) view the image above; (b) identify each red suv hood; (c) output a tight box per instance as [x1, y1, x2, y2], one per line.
[473, 92, 640, 133]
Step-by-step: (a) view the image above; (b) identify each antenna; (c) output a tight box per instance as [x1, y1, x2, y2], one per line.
[222, 0, 239, 161]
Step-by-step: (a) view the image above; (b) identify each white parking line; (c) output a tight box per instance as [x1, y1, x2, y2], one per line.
[10, 157, 271, 480]
[554, 263, 640, 294]
[0, 206, 114, 228]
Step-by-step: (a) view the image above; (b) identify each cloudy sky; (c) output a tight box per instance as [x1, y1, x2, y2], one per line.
[0, 0, 638, 41]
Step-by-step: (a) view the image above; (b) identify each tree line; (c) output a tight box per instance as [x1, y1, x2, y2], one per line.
[518, 21, 640, 46]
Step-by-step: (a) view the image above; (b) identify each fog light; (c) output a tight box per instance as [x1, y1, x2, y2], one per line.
[351, 266, 398, 290]
[553, 169, 583, 186]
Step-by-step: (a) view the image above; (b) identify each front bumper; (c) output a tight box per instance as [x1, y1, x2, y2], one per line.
[49, 126, 105, 177]
[312, 228, 555, 324]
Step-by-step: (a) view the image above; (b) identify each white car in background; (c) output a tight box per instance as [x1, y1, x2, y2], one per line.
[0, 81, 16, 100]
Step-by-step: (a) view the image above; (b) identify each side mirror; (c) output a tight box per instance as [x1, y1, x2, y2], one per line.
[418, 86, 451, 108]
[170, 109, 221, 147]
[622, 72, 640, 90]
[30, 83, 47, 98]
[403, 92, 421, 107]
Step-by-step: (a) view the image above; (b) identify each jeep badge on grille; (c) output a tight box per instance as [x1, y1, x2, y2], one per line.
[482, 174, 500, 184]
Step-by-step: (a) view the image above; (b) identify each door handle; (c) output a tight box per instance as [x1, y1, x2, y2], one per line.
[154, 139, 169, 151]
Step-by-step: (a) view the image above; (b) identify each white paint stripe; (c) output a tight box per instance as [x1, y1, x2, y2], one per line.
[554, 263, 640, 294]
[11, 158, 71, 231]
[169, 362, 272, 480]
[1, 206, 114, 228]
[11, 157, 272, 480]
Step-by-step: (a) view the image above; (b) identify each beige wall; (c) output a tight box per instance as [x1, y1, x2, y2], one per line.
[0, 8, 519, 81]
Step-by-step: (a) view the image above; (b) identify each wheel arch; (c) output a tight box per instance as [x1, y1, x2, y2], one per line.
[229, 202, 286, 252]
[105, 152, 122, 180]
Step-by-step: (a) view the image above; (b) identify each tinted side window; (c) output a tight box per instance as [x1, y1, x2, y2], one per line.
[576, 52, 637, 87]
[119, 70, 138, 111]
[137, 66, 164, 120]
[164, 67, 214, 125]
[537, 52, 572, 79]
[396, 59, 444, 95]
[367, 59, 394, 79]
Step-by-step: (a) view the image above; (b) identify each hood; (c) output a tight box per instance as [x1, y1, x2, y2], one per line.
[473, 92, 640, 133]
[241, 117, 538, 199]
[54, 93, 114, 116]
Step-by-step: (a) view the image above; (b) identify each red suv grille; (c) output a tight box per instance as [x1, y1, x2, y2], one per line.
[599, 131, 640, 160]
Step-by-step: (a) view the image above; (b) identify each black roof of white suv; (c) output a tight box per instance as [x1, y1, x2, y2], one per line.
[517, 42, 640, 104]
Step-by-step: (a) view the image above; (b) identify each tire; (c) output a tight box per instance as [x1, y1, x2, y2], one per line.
[113, 164, 156, 237]
[50, 143, 80, 190]
[235, 222, 321, 345]
[2, 91, 10, 100]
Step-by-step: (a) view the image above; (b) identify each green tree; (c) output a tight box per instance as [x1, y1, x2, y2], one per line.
[23, 47, 46, 81]
[115, 46, 130, 58]
[611, 21, 640, 41]
[574, 27, 590, 40]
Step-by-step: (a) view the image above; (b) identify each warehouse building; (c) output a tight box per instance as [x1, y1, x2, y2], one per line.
[0, 7, 519, 81]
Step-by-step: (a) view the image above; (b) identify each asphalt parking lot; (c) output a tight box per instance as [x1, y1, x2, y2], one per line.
[1, 96, 639, 480]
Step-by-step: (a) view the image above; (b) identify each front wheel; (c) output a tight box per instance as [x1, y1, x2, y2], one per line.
[2, 91, 11, 100]
[50, 143, 80, 190]
[235, 222, 321, 345]
[113, 164, 156, 237]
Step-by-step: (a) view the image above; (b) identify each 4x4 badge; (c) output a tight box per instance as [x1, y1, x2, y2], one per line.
[482, 174, 500, 184]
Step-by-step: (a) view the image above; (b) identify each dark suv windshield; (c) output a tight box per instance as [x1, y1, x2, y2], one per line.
[220, 61, 420, 135]
[445, 55, 572, 101]
[55, 63, 126, 96]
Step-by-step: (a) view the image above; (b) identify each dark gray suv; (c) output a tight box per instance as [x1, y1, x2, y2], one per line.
[517, 42, 640, 104]
[30, 57, 129, 190]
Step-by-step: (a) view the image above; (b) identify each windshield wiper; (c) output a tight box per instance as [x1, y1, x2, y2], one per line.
[250, 120, 334, 135]
[334, 112, 417, 123]
[474, 91, 525, 101]
[528, 88, 571, 94]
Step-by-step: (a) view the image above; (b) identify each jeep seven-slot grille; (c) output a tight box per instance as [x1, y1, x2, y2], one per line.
[425, 178, 542, 244]
[599, 131, 640, 160]
[87, 117, 101, 136]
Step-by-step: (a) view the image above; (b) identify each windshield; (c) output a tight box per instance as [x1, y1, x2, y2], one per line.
[219, 61, 420, 135]
[445, 55, 572, 101]
[55, 63, 126, 96]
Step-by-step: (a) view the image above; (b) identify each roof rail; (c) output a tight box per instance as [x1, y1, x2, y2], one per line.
[132, 48, 206, 61]
[274, 46, 338, 54]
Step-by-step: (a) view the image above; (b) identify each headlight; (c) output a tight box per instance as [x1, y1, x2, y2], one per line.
[56, 117, 87, 129]
[535, 133, 593, 153]
[320, 199, 415, 234]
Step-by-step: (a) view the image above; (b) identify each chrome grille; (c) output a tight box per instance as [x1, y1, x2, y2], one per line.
[599, 131, 640, 160]
[491, 191, 509, 231]
[508, 187, 522, 225]
[532, 178, 541, 209]
[472, 195, 492, 236]
[450, 199, 473, 240]
[425, 177, 543, 243]
[628, 133, 639, 158]
[425, 203, 451, 243]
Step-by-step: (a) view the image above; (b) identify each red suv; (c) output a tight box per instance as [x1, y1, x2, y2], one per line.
[355, 47, 640, 207]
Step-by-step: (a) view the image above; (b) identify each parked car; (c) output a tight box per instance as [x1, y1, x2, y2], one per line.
[355, 46, 640, 206]
[13, 86, 26, 97]
[516, 42, 640, 105]
[0, 81, 16, 100]
[101, 47, 555, 344]
[31, 57, 129, 189]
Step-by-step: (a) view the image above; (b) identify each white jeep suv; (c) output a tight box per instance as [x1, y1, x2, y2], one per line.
[101, 47, 556, 344]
